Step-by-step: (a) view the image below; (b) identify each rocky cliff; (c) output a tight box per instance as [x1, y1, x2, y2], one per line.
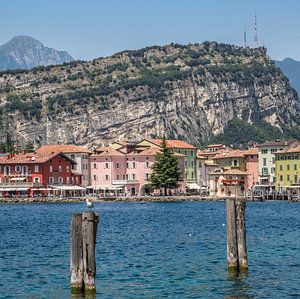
[0, 41, 299, 148]
[0, 36, 73, 71]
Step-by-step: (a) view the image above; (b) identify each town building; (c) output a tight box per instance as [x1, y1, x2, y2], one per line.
[274, 145, 300, 191]
[258, 140, 300, 185]
[137, 139, 197, 185]
[0, 152, 83, 197]
[36, 144, 92, 186]
[89, 145, 185, 196]
[209, 169, 248, 197]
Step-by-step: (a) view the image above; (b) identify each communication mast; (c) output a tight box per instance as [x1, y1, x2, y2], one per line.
[254, 12, 258, 48]
[243, 28, 247, 47]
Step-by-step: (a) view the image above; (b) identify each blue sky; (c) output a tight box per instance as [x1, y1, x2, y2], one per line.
[1, 0, 300, 61]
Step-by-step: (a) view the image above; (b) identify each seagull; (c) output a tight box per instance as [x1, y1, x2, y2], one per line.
[85, 198, 94, 210]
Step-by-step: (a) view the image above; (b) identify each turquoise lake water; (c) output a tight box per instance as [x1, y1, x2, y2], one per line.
[0, 201, 299, 298]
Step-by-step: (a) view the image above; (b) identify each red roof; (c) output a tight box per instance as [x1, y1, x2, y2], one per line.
[145, 139, 196, 149]
[0, 152, 69, 164]
[36, 144, 92, 154]
[275, 145, 300, 154]
[92, 147, 125, 157]
[213, 150, 245, 159]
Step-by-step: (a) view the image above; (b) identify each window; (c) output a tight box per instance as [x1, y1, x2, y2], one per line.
[145, 173, 150, 180]
[116, 174, 120, 180]
[287, 175, 290, 181]
[49, 177, 54, 184]
[59, 165, 62, 172]
[132, 162, 136, 169]
[272, 157, 275, 164]
[93, 175, 97, 181]
[261, 149, 268, 154]
[126, 162, 129, 168]
[34, 177, 40, 183]
[50, 165, 53, 172]
[262, 168, 268, 175]
[271, 149, 277, 153]
[287, 164, 290, 171]
[105, 175, 109, 181]
[15, 165, 21, 173]
[145, 161, 150, 168]
[105, 162, 109, 169]
[66, 166, 70, 172]
[233, 159, 238, 166]
[279, 165, 283, 171]
[185, 161, 188, 167]
[199, 162, 202, 168]
[115, 162, 119, 168]
[271, 167, 275, 174]
[66, 177, 70, 184]
[263, 158, 267, 167]
[280, 175, 283, 182]
[93, 163, 97, 169]
[22, 166, 28, 174]
[71, 154, 75, 160]
[294, 164, 298, 171]
[58, 177, 63, 184]
[34, 165, 39, 173]
[294, 175, 298, 184]
[132, 174, 136, 180]
[191, 160, 194, 167]
[126, 174, 129, 180]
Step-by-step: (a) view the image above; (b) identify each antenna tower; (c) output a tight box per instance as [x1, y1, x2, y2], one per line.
[243, 28, 247, 47]
[254, 12, 258, 48]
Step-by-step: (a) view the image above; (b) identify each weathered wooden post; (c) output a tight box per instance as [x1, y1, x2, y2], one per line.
[70, 213, 84, 293]
[70, 211, 99, 295]
[226, 198, 238, 272]
[235, 198, 248, 271]
[82, 211, 99, 294]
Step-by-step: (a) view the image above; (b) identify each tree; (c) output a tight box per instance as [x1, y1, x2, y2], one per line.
[24, 141, 35, 153]
[149, 138, 181, 195]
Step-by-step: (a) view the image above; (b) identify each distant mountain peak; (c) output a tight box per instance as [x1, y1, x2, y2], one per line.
[0, 36, 74, 71]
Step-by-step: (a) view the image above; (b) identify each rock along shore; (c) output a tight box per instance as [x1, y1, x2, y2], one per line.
[0, 195, 296, 204]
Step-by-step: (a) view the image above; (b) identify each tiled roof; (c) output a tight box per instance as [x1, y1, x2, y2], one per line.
[213, 150, 245, 159]
[242, 147, 258, 156]
[258, 139, 299, 148]
[127, 147, 161, 156]
[275, 145, 300, 154]
[146, 139, 196, 149]
[0, 152, 60, 164]
[36, 144, 92, 154]
[92, 147, 125, 157]
[205, 144, 225, 148]
[223, 169, 247, 175]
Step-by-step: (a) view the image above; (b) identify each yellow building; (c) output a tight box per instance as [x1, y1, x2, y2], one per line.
[275, 145, 300, 191]
[212, 150, 246, 172]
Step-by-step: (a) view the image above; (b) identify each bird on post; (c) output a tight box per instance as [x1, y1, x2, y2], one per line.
[85, 198, 94, 210]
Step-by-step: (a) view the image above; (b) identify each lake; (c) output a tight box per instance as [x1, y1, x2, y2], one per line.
[0, 201, 299, 298]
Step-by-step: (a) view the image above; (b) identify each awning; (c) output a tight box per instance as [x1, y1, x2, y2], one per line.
[49, 185, 86, 191]
[10, 177, 26, 181]
[31, 188, 57, 191]
[186, 183, 201, 190]
[86, 185, 124, 190]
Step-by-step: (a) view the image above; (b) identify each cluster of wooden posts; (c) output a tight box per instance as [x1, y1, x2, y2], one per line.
[226, 198, 248, 272]
[69, 199, 248, 294]
[70, 211, 99, 295]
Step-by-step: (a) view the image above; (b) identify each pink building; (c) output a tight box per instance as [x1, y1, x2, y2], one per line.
[88, 146, 185, 196]
[243, 147, 259, 190]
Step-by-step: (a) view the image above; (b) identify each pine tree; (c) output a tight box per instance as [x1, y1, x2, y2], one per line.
[149, 138, 181, 195]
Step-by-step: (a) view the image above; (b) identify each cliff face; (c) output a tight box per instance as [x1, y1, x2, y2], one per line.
[0, 41, 299, 148]
[0, 36, 74, 71]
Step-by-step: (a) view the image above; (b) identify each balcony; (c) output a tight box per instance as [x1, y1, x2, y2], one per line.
[112, 179, 139, 185]
[0, 182, 42, 187]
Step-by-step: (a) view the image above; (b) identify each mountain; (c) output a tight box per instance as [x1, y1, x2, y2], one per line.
[0, 36, 74, 71]
[0, 41, 299, 148]
[275, 58, 300, 98]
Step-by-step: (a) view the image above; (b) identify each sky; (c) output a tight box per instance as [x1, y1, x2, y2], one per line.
[1, 0, 300, 61]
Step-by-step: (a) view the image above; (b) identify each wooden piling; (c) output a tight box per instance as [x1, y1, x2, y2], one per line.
[226, 198, 238, 272]
[70, 213, 84, 293]
[82, 211, 99, 294]
[235, 198, 248, 271]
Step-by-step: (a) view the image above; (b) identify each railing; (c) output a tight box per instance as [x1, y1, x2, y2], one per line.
[0, 182, 42, 187]
[112, 179, 139, 185]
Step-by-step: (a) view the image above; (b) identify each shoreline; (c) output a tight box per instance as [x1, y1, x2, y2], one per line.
[0, 195, 298, 204]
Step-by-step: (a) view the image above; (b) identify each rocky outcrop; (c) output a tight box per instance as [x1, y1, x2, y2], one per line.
[0, 41, 299, 148]
[0, 36, 73, 71]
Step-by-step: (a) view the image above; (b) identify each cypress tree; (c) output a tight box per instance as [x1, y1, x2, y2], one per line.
[149, 138, 181, 195]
